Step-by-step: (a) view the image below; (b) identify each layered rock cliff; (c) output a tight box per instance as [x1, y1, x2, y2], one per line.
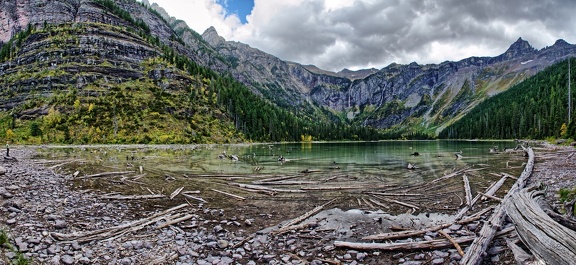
[192, 26, 576, 133]
[4, 0, 576, 137]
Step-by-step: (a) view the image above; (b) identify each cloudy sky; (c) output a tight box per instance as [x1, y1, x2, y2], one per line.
[147, 0, 576, 72]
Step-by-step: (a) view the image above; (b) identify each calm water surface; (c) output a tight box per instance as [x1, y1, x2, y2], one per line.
[39, 140, 522, 186]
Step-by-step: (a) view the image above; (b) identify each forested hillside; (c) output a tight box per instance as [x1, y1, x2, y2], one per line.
[440, 59, 575, 139]
[0, 0, 381, 144]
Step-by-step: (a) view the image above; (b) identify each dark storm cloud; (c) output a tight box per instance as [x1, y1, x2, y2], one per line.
[247, 0, 576, 71]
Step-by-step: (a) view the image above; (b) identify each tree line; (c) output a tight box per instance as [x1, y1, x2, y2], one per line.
[440, 59, 576, 140]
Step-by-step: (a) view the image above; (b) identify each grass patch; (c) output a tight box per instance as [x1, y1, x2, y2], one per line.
[0, 228, 31, 265]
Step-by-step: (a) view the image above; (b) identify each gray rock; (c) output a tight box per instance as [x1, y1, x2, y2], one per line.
[343, 253, 352, 260]
[433, 250, 449, 258]
[119, 257, 132, 265]
[449, 224, 462, 231]
[28, 237, 41, 244]
[51, 255, 61, 264]
[356, 252, 367, 261]
[17, 242, 29, 252]
[78, 256, 91, 264]
[450, 252, 462, 261]
[61, 254, 75, 265]
[0, 166, 6, 175]
[71, 241, 81, 250]
[414, 253, 426, 260]
[467, 223, 479, 231]
[6, 218, 17, 225]
[5, 251, 16, 259]
[217, 239, 229, 249]
[54, 220, 67, 229]
[213, 225, 224, 233]
[431, 258, 445, 265]
[487, 246, 505, 255]
[491, 255, 500, 262]
[48, 244, 61, 254]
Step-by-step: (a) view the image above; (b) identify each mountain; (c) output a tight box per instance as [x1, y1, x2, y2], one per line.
[440, 58, 576, 139]
[2, 0, 576, 142]
[144, 3, 575, 135]
[186, 25, 576, 135]
[0, 0, 383, 143]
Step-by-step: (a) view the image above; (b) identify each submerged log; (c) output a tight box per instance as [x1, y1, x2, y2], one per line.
[77, 171, 134, 179]
[460, 147, 535, 265]
[505, 189, 576, 264]
[431, 167, 470, 183]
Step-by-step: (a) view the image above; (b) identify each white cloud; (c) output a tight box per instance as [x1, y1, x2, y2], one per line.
[148, 0, 576, 72]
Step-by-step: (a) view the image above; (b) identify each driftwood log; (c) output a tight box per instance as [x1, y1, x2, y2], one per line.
[460, 147, 534, 265]
[505, 189, 576, 264]
[335, 236, 475, 251]
[51, 204, 189, 243]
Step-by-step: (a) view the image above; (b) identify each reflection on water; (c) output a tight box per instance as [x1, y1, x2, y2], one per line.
[37, 140, 521, 185]
[33, 140, 527, 217]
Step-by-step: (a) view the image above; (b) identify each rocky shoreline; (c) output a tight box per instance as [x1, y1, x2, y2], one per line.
[1, 144, 574, 264]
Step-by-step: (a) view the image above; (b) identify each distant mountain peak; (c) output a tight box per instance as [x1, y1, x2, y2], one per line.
[500, 37, 536, 60]
[552, 39, 571, 47]
[202, 26, 225, 46]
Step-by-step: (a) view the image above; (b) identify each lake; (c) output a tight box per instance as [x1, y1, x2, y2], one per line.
[35, 140, 527, 221]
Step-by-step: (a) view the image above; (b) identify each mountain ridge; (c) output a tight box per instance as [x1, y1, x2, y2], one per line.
[2, 0, 576, 140]
[191, 25, 576, 133]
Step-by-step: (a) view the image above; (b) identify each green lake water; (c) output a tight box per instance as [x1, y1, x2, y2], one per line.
[39, 140, 524, 186]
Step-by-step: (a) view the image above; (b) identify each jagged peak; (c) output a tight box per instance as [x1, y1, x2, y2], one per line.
[202, 26, 225, 46]
[552, 39, 571, 47]
[202, 26, 218, 36]
[506, 37, 535, 53]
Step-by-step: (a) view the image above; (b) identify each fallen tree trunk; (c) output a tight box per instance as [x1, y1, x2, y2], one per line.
[463, 175, 472, 206]
[77, 171, 134, 179]
[335, 236, 475, 251]
[51, 204, 189, 242]
[100, 194, 165, 200]
[362, 206, 490, 241]
[460, 147, 534, 265]
[505, 189, 576, 264]
[454, 175, 507, 221]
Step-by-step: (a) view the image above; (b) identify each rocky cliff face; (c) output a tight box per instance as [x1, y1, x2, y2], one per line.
[5, 0, 576, 135]
[192, 26, 576, 132]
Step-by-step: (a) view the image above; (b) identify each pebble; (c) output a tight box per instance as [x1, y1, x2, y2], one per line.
[432, 250, 449, 258]
[431, 258, 445, 264]
[0, 165, 6, 175]
[450, 252, 462, 261]
[217, 240, 229, 249]
[488, 246, 505, 255]
[449, 224, 462, 231]
[54, 220, 67, 229]
[61, 254, 75, 265]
